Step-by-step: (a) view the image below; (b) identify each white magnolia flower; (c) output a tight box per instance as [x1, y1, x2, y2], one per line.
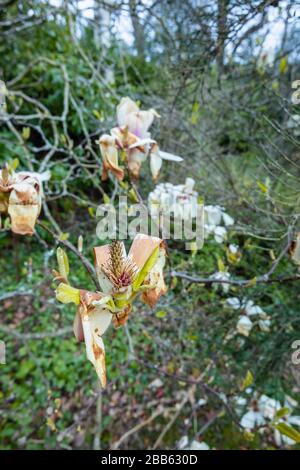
[236, 315, 253, 337]
[210, 271, 231, 293]
[214, 226, 227, 243]
[240, 409, 265, 430]
[258, 394, 300, 447]
[240, 393, 300, 444]
[178, 436, 210, 450]
[228, 244, 239, 254]
[148, 178, 198, 220]
[226, 297, 271, 337]
[204, 205, 234, 244]
[226, 297, 241, 309]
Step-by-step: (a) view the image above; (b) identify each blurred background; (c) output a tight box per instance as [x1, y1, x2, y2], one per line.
[0, 0, 300, 450]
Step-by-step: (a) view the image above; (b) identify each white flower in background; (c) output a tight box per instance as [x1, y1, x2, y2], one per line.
[239, 393, 300, 446]
[148, 177, 198, 220]
[240, 408, 265, 430]
[178, 436, 210, 450]
[286, 114, 300, 136]
[236, 315, 253, 337]
[204, 205, 234, 244]
[226, 297, 271, 336]
[98, 97, 183, 181]
[210, 271, 231, 293]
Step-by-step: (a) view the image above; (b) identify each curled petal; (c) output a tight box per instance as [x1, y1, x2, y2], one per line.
[129, 233, 162, 270]
[141, 244, 167, 308]
[150, 151, 162, 180]
[73, 311, 84, 342]
[78, 290, 113, 387]
[99, 134, 124, 181]
[127, 148, 147, 178]
[159, 150, 183, 162]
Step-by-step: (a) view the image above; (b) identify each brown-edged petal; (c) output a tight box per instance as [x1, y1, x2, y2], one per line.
[129, 233, 162, 270]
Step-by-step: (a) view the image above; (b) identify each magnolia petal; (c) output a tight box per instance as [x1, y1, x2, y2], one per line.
[79, 291, 113, 387]
[129, 233, 162, 270]
[128, 137, 156, 149]
[150, 152, 162, 180]
[73, 311, 84, 342]
[82, 315, 107, 388]
[141, 245, 167, 307]
[93, 245, 115, 294]
[117, 97, 139, 127]
[236, 315, 253, 337]
[126, 109, 159, 138]
[128, 149, 146, 178]
[99, 134, 124, 181]
[159, 150, 183, 162]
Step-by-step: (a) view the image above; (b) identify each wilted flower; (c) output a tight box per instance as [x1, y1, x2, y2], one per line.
[98, 97, 183, 181]
[54, 234, 167, 387]
[0, 165, 50, 235]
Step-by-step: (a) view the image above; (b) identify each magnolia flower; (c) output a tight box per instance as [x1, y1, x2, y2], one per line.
[210, 271, 231, 293]
[226, 297, 271, 336]
[0, 166, 50, 235]
[148, 178, 198, 220]
[236, 315, 253, 337]
[55, 234, 167, 387]
[178, 436, 210, 451]
[98, 97, 182, 181]
[204, 205, 234, 244]
[240, 393, 300, 447]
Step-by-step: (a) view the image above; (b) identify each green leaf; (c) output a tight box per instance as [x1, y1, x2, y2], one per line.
[240, 370, 253, 390]
[275, 407, 290, 420]
[275, 422, 300, 443]
[103, 193, 110, 204]
[257, 181, 268, 194]
[155, 310, 167, 319]
[217, 257, 225, 272]
[55, 283, 80, 305]
[16, 359, 35, 379]
[133, 246, 159, 291]
[22, 127, 31, 140]
[56, 247, 69, 281]
[59, 232, 69, 241]
[279, 56, 288, 74]
[8, 158, 19, 172]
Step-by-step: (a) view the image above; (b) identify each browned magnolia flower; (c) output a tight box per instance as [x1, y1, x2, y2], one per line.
[55, 235, 168, 387]
[98, 97, 183, 181]
[0, 166, 50, 235]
